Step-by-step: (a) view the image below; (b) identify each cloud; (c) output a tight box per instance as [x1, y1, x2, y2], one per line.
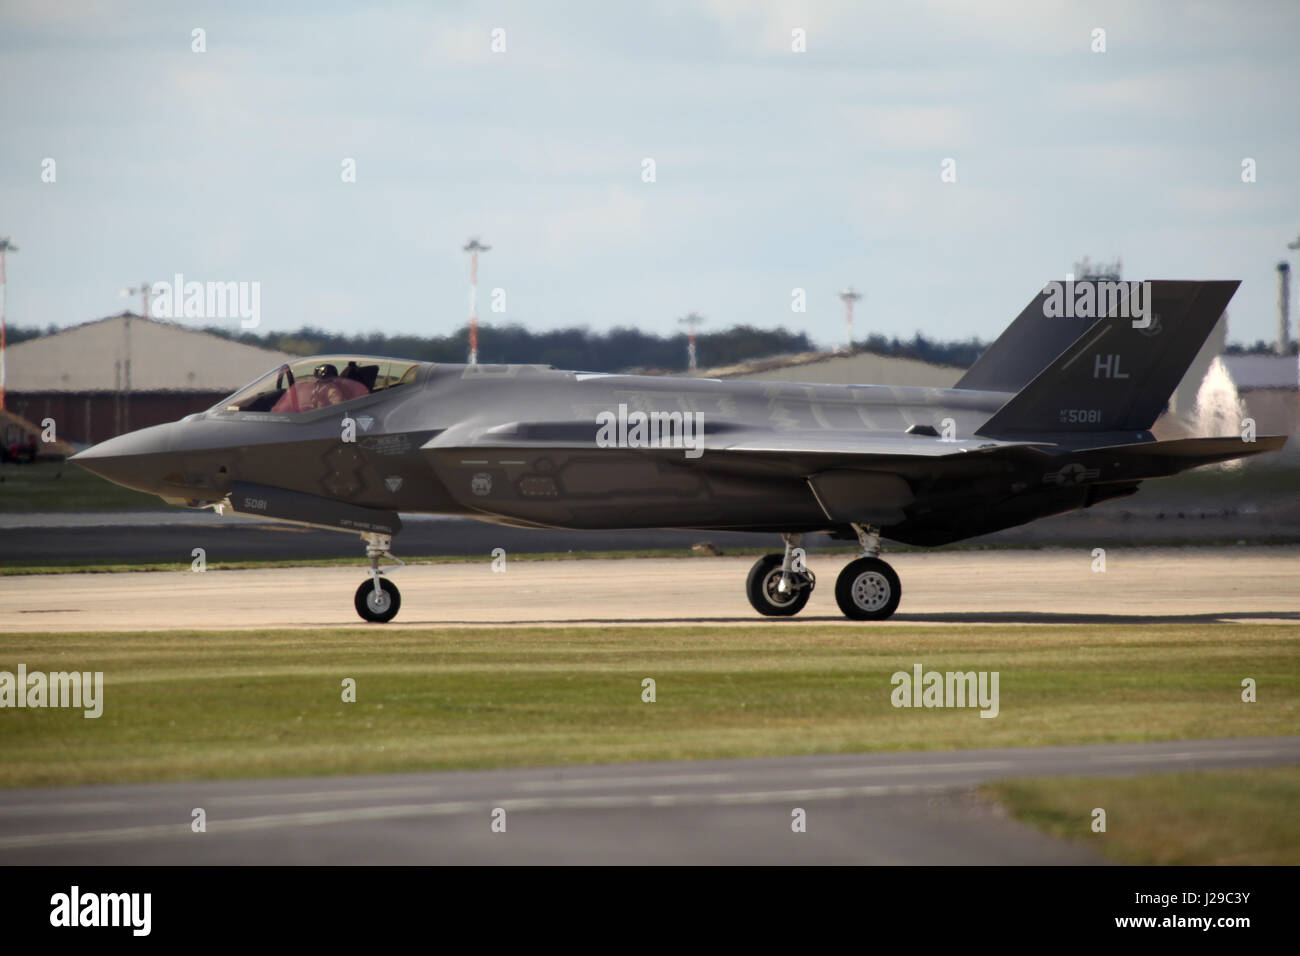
[840, 105, 974, 152]
[1, 1, 1297, 347]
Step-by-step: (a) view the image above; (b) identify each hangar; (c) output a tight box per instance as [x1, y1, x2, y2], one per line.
[1220, 353, 1300, 437]
[709, 335, 1297, 442]
[3, 312, 292, 446]
[705, 348, 961, 388]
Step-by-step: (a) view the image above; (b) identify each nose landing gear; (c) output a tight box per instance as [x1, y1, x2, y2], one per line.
[746, 533, 816, 616]
[354, 533, 405, 623]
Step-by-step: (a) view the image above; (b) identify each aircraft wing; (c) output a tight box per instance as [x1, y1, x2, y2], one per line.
[708, 432, 1050, 457]
[419, 422, 1059, 504]
[420, 424, 1057, 527]
[421, 421, 1052, 460]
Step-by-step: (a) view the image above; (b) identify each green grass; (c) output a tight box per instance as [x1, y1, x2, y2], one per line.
[984, 767, 1300, 864]
[0, 461, 158, 512]
[0, 623, 1296, 789]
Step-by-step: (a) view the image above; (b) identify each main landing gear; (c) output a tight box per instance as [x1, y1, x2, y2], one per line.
[354, 532, 405, 623]
[744, 524, 901, 621]
[834, 524, 901, 621]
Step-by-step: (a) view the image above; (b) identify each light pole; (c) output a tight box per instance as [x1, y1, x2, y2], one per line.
[838, 286, 862, 351]
[1278, 263, 1292, 357]
[118, 282, 150, 434]
[0, 237, 17, 411]
[678, 312, 705, 373]
[122, 282, 151, 319]
[463, 238, 490, 365]
[1287, 235, 1300, 355]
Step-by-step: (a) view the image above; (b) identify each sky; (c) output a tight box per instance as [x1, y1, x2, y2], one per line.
[1, 0, 1298, 350]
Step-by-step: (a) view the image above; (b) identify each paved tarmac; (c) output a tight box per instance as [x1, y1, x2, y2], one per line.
[2, 547, 1296, 631]
[3, 508, 1298, 566]
[0, 737, 1294, 864]
[0, 512, 802, 562]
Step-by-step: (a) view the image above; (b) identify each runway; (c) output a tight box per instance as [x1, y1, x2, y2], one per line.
[3, 506, 1298, 565]
[1, 737, 1294, 864]
[2, 547, 1297, 631]
[0, 512, 799, 563]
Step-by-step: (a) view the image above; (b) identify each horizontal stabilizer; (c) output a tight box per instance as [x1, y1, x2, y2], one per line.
[1079, 434, 1286, 465]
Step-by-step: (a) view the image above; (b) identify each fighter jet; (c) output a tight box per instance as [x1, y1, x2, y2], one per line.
[73, 280, 1285, 623]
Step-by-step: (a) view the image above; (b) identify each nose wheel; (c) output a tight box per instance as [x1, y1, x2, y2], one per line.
[355, 577, 400, 623]
[746, 533, 815, 616]
[355, 533, 404, 623]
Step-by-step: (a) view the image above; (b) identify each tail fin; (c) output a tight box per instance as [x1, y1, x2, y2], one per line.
[976, 280, 1238, 437]
[955, 288, 1097, 393]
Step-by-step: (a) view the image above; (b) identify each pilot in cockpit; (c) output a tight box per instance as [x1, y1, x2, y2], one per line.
[271, 362, 370, 413]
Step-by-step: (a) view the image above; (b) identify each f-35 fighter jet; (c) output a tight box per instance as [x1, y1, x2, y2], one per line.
[73, 280, 1285, 622]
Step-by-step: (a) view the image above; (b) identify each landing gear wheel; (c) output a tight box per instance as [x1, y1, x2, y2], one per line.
[835, 557, 901, 621]
[746, 553, 815, 617]
[355, 577, 401, 623]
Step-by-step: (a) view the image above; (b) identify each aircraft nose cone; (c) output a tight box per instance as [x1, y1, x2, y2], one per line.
[71, 422, 178, 493]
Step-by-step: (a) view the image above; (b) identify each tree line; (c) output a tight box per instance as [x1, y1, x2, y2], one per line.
[15, 316, 1159, 372]
[8, 316, 1292, 373]
[201, 323, 990, 372]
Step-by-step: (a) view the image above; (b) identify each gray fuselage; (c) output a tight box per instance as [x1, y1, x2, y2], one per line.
[74, 360, 1175, 545]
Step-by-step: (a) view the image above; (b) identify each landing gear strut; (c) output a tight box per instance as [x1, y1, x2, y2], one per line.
[745, 533, 815, 616]
[354, 532, 405, 623]
[834, 523, 901, 621]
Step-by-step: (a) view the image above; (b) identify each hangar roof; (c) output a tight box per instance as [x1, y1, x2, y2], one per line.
[4, 313, 295, 393]
[1222, 353, 1300, 390]
[703, 349, 962, 388]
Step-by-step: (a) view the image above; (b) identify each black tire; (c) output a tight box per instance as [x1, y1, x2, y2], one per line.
[355, 577, 401, 623]
[746, 553, 814, 617]
[834, 557, 901, 621]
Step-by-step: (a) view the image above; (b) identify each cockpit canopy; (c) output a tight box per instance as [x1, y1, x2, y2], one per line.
[217, 356, 419, 414]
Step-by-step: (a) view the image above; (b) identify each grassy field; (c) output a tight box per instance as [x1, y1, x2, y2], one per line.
[0, 461, 157, 512]
[0, 622, 1295, 788]
[985, 767, 1300, 864]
